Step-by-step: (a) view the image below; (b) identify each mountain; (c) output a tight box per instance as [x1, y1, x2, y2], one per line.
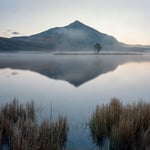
[0, 20, 150, 52]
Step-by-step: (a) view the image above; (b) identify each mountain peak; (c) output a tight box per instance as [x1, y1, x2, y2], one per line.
[67, 20, 86, 28]
[73, 20, 82, 24]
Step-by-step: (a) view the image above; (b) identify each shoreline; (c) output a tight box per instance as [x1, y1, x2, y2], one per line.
[54, 52, 143, 55]
[0, 51, 145, 55]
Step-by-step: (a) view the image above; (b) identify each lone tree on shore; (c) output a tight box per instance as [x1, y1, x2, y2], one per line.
[94, 43, 102, 54]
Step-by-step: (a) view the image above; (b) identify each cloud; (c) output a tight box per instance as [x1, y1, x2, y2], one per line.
[57, 28, 87, 40]
[1, 30, 21, 37]
[12, 31, 20, 35]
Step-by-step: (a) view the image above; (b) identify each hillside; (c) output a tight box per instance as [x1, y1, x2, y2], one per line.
[0, 21, 149, 52]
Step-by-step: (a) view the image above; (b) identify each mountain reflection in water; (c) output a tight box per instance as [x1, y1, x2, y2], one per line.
[1, 53, 150, 149]
[0, 53, 149, 86]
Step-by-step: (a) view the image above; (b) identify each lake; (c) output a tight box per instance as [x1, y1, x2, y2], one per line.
[0, 52, 150, 149]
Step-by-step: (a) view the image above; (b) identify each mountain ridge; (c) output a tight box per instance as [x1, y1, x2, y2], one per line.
[0, 20, 150, 52]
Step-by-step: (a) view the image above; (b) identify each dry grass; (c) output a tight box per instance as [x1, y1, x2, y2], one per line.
[0, 99, 68, 150]
[89, 98, 150, 150]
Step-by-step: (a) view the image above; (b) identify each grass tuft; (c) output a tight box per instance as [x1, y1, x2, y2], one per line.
[0, 99, 68, 150]
[89, 98, 150, 150]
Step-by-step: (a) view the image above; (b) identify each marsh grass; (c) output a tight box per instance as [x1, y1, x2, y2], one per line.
[89, 98, 150, 150]
[0, 99, 68, 150]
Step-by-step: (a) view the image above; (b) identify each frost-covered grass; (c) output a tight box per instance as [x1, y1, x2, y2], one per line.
[89, 98, 150, 150]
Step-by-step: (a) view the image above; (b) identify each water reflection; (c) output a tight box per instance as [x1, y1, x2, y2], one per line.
[0, 53, 149, 86]
[0, 62, 150, 149]
[0, 53, 150, 149]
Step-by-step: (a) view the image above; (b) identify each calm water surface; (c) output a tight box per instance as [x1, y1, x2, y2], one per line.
[0, 53, 150, 149]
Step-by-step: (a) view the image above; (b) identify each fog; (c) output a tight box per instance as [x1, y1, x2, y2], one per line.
[0, 53, 149, 86]
[1, 53, 150, 149]
[57, 28, 88, 40]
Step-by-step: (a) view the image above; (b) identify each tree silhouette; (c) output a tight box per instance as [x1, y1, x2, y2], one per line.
[94, 43, 102, 54]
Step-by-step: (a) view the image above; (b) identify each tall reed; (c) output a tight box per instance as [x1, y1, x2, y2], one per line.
[0, 99, 68, 150]
[89, 98, 150, 150]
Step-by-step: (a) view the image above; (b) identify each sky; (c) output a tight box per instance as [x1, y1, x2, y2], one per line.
[0, 0, 150, 45]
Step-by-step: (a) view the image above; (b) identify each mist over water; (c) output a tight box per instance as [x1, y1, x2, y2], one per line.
[0, 52, 149, 86]
[0, 53, 150, 149]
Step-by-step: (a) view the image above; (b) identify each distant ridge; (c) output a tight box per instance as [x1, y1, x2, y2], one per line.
[0, 21, 150, 52]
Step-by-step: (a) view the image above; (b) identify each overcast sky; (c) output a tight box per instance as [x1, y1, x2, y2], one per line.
[0, 0, 150, 45]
